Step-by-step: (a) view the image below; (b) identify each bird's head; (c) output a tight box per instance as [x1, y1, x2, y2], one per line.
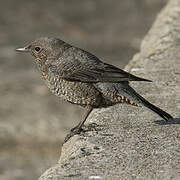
[16, 37, 66, 66]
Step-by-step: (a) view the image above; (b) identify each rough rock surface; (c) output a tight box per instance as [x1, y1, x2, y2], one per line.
[39, 0, 180, 179]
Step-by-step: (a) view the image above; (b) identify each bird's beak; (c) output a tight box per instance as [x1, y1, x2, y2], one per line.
[15, 46, 30, 52]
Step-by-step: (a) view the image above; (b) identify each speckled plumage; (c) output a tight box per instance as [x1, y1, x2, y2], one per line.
[16, 37, 173, 141]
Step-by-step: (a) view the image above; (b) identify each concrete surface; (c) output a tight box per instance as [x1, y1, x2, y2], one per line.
[39, 0, 180, 179]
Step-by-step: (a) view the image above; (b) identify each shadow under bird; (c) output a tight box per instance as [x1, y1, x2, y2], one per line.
[16, 37, 173, 142]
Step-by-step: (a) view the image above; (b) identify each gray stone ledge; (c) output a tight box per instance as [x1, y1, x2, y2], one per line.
[39, 0, 180, 179]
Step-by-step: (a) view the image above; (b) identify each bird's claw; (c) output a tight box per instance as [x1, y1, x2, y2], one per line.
[64, 126, 83, 143]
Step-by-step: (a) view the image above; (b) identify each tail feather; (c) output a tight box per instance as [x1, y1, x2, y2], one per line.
[137, 95, 173, 121]
[119, 83, 173, 121]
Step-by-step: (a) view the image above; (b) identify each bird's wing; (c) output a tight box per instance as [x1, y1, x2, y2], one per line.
[49, 50, 152, 83]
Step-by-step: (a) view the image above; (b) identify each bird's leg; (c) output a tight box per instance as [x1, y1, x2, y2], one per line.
[71, 106, 93, 132]
[64, 107, 93, 143]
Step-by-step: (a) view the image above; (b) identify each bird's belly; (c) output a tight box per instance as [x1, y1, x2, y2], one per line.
[45, 76, 100, 107]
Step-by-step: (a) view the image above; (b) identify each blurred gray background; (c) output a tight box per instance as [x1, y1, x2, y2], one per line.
[0, 0, 167, 179]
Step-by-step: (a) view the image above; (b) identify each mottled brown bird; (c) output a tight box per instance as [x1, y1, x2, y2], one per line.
[16, 37, 173, 142]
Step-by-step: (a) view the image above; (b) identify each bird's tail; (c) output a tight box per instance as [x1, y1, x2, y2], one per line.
[118, 83, 173, 121]
[134, 92, 173, 121]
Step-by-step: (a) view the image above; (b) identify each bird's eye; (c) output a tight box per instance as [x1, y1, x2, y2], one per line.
[34, 46, 41, 52]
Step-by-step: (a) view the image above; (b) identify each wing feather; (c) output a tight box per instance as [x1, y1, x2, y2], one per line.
[49, 49, 152, 83]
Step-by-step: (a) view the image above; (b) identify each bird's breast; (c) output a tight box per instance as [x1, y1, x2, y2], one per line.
[43, 74, 101, 107]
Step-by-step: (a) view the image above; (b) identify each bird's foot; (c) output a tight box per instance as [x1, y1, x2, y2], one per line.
[63, 123, 99, 143]
[64, 125, 84, 143]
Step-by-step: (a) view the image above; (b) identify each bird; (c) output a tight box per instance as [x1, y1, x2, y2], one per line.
[16, 37, 173, 142]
